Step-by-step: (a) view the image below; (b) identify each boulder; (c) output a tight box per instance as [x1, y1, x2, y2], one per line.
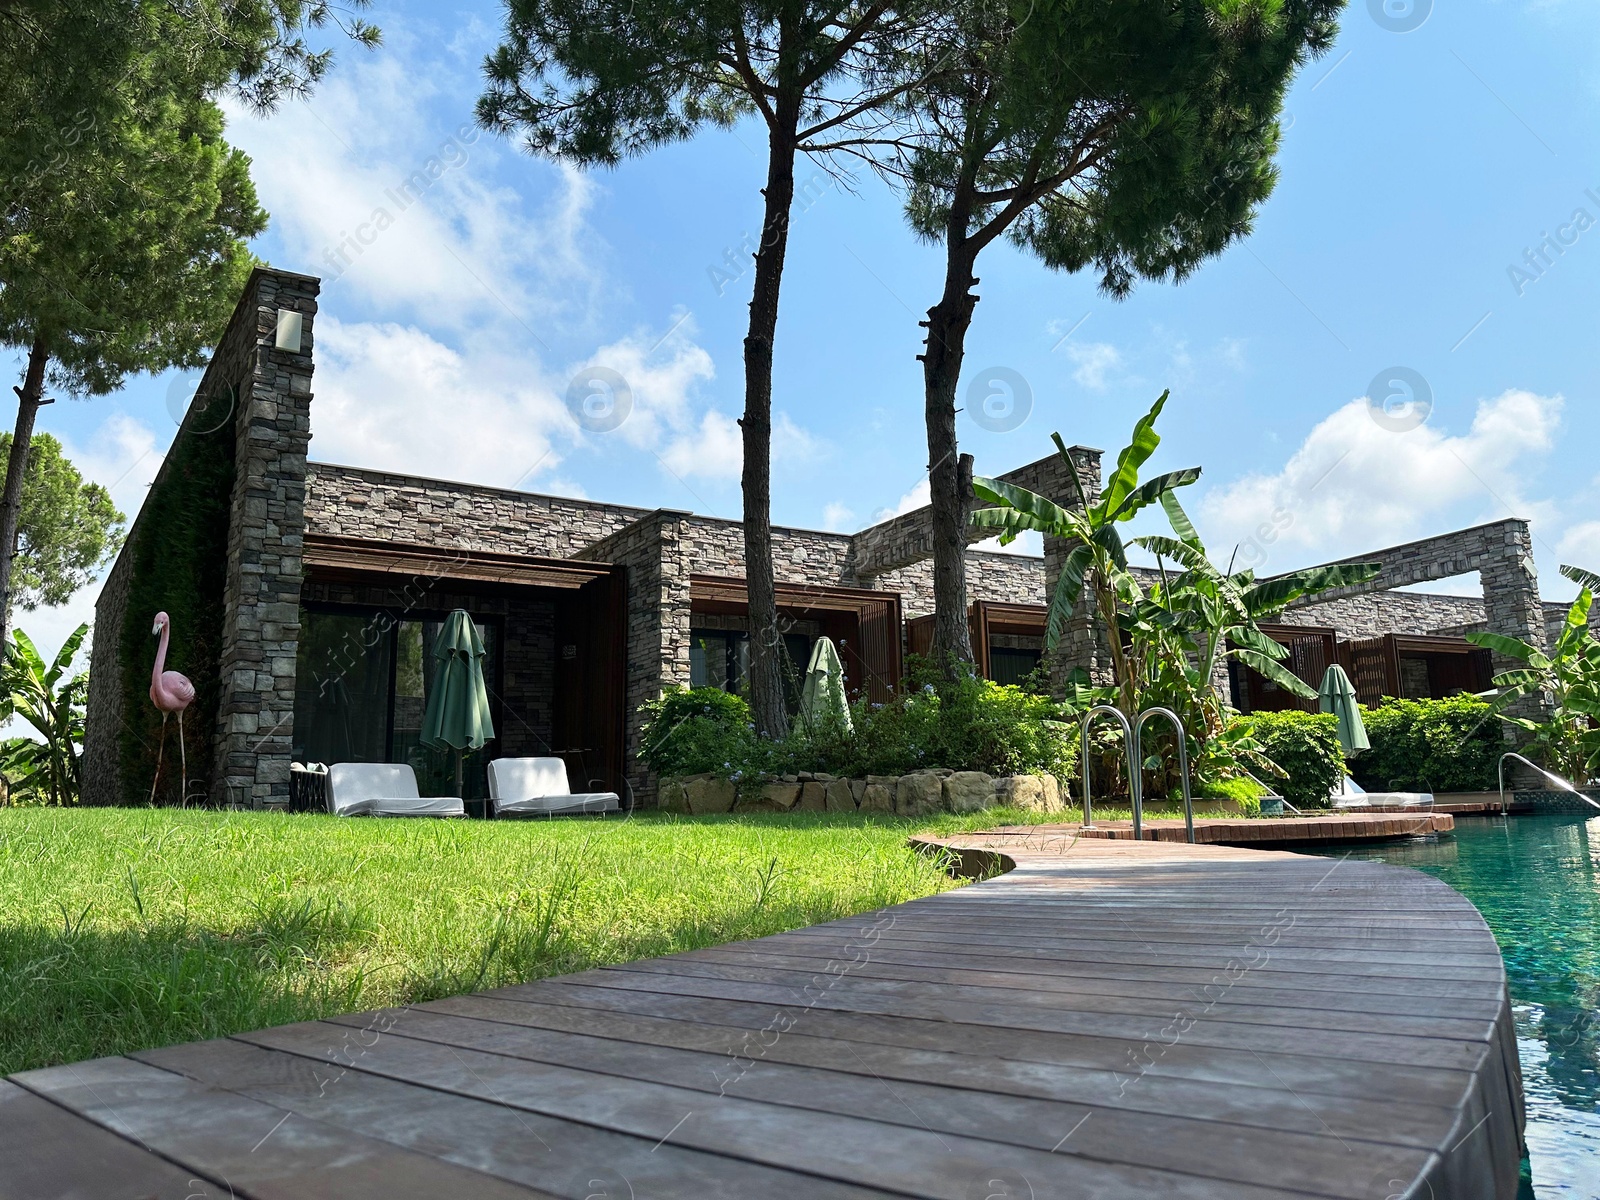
[684, 776, 736, 814]
[994, 775, 1044, 811]
[798, 781, 828, 812]
[1039, 773, 1065, 813]
[658, 776, 692, 813]
[943, 771, 995, 813]
[859, 782, 894, 812]
[896, 771, 944, 816]
[849, 779, 867, 806]
[758, 781, 802, 810]
[825, 779, 856, 812]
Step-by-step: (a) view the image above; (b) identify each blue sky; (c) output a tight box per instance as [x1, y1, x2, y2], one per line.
[11, 0, 1600, 660]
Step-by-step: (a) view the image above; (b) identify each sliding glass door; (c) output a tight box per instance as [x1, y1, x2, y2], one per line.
[293, 606, 501, 798]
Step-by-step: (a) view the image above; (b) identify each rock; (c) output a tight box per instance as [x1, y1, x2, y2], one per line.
[684, 775, 736, 814]
[759, 782, 802, 810]
[865, 774, 899, 786]
[781, 774, 800, 784]
[994, 775, 1044, 811]
[859, 782, 894, 812]
[943, 771, 995, 813]
[814, 772, 835, 782]
[798, 781, 828, 811]
[798, 771, 814, 781]
[895, 771, 944, 816]
[1039, 773, 1065, 813]
[825, 779, 856, 812]
[659, 776, 690, 813]
[850, 780, 867, 806]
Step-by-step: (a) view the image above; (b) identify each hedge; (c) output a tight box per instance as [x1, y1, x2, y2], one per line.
[1244, 710, 1344, 808]
[1354, 696, 1503, 793]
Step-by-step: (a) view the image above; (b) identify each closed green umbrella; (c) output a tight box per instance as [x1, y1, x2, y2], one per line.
[420, 610, 495, 795]
[1318, 664, 1369, 753]
[800, 636, 853, 735]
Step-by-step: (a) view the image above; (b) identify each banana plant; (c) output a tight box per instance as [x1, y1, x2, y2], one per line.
[1467, 565, 1600, 784]
[971, 390, 1199, 717]
[0, 623, 88, 805]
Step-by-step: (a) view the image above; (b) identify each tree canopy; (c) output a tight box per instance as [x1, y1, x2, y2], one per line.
[894, 0, 1343, 676]
[0, 433, 125, 614]
[480, 0, 938, 738]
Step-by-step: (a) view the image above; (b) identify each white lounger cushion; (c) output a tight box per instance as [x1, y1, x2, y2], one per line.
[327, 762, 465, 818]
[1332, 775, 1432, 809]
[487, 757, 619, 815]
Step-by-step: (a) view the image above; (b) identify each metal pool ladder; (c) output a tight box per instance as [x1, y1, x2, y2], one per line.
[1497, 751, 1600, 815]
[1080, 706, 1196, 843]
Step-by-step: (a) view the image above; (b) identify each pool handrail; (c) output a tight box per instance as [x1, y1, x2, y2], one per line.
[1081, 706, 1140, 837]
[1497, 751, 1599, 814]
[1134, 706, 1195, 844]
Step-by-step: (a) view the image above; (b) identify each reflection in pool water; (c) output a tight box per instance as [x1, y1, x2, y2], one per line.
[1305, 815, 1600, 1199]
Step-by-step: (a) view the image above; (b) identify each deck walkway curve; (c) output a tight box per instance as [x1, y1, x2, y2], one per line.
[3, 833, 1524, 1200]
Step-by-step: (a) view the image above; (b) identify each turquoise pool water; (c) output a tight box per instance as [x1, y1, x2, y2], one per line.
[1305, 815, 1600, 1198]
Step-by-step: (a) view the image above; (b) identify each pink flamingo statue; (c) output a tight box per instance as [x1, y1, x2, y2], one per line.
[149, 612, 196, 806]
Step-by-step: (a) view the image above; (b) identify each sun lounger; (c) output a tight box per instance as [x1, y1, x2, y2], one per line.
[487, 758, 620, 816]
[326, 763, 465, 817]
[1332, 775, 1433, 810]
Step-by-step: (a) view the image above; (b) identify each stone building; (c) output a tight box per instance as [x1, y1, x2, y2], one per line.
[80, 269, 1554, 809]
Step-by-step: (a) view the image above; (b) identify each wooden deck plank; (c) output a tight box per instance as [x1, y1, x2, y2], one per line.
[8, 1057, 549, 1200]
[0, 1079, 217, 1200]
[313, 1005, 1437, 1198]
[2, 836, 1523, 1200]
[135, 1038, 892, 1200]
[230, 1018, 1327, 1200]
[416, 991, 1467, 1147]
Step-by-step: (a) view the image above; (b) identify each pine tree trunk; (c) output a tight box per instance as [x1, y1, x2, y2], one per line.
[0, 336, 49, 652]
[741, 122, 798, 739]
[921, 240, 981, 679]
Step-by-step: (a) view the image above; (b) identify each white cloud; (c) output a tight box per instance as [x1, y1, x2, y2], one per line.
[224, 48, 602, 332]
[874, 478, 930, 524]
[1066, 342, 1122, 390]
[822, 502, 854, 532]
[660, 409, 742, 481]
[1199, 388, 1563, 575]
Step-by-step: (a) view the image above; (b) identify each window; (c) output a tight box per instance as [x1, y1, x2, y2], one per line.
[293, 606, 500, 798]
[688, 626, 815, 712]
[989, 646, 1042, 688]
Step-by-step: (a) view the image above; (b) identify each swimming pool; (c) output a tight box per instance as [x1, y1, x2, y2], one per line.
[1305, 815, 1600, 1198]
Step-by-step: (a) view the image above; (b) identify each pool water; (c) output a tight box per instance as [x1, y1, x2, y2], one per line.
[1305, 815, 1600, 1198]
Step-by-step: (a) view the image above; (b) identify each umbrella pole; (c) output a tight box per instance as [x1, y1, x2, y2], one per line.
[454, 749, 463, 799]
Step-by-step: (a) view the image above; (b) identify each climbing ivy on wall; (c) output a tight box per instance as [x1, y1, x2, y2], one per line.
[114, 389, 236, 805]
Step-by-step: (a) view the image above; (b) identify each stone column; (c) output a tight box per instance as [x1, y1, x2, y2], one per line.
[1039, 448, 1112, 693]
[213, 270, 318, 808]
[1481, 519, 1550, 722]
[576, 509, 692, 805]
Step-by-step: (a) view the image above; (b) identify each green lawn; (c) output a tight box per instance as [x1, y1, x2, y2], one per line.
[0, 806, 1057, 1075]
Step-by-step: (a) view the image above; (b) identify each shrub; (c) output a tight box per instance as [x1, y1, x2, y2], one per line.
[639, 676, 1079, 786]
[1243, 710, 1343, 808]
[840, 674, 1078, 782]
[1355, 697, 1503, 793]
[638, 687, 760, 779]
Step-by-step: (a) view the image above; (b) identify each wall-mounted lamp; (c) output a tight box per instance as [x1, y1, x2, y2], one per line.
[274, 309, 304, 353]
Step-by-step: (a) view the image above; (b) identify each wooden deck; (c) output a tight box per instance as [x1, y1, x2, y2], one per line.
[2, 836, 1524, 1200]
[1071, 811, 1455, 845]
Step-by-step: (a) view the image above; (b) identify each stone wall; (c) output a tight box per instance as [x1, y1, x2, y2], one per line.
[305, 463, 646, 556]
[678, 515, 857, 586]
[1282, 591, 1485, 640]
[575, 511, 694, 805]
[877, 549, 1046, 617]
[659, 767, 1065, 817]
[80, 529, 135, 805]
[212, 270, 322, 808]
